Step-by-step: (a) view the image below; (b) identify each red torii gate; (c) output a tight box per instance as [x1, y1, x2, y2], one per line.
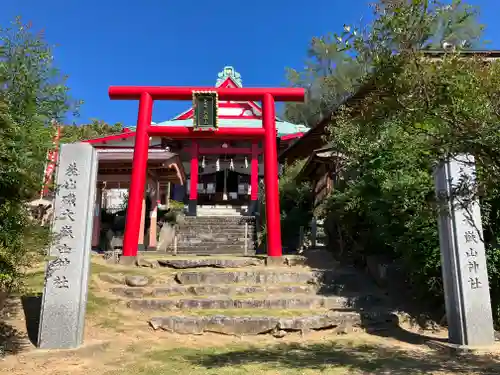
[108, 86, 305, 259]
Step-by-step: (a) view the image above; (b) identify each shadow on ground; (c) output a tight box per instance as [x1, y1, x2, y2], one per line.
[367, 319, 448, 345]
[0, 292, 42, 355]
[299, 249, 455, 345]
[21, 293, 42, 346]
[183, 341, 500, 374]
[0, 297, 31, 355]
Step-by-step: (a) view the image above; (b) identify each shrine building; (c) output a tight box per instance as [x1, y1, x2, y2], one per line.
[84, 66, 308, 251]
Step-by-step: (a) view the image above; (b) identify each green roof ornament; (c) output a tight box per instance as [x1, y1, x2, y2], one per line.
[216, 66, 242, 87]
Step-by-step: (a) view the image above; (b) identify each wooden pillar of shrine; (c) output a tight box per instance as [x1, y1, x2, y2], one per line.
[165, 182, 171, 209]
[148, 180, 160, 250]
[188, 141, 198, 216]
[138, 197, 146, 251]
[91, 182, 103, 249]
[249, 142, 259, 215]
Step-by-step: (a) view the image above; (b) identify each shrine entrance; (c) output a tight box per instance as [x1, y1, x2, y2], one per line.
[198, 169, 244, 206]
[108, 86, 305, 259]
[189, 142, 260, 210]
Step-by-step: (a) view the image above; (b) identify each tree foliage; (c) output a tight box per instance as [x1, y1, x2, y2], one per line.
[315, 0, 500, 322]
[284, 0, 500, 324]
[284, 0, 484, 128]
[283, 35, 364, 126]
[60, 119, 124, 144]
[0, 17, 77, 290]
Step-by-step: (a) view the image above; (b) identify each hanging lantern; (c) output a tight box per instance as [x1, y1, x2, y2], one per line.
[230, 158, 234, 171]
[202, 156, 205, 169]
[244, 157, 248, 169]
[216, 158, 220, 171]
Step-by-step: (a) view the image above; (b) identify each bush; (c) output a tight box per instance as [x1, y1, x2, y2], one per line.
[315, 1, 500, 324]
[259, 160, 313, 251]
[287, 1, 500, 325]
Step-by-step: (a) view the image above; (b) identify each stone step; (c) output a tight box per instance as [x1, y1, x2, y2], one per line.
[178, 234, 255, 241]
[179, 226, 255, 230]
[148, 310, 398, 335]
[99, 268, 364, 289]
[176, 245, 255, 252]
[169, 269, 372, 291]
[174, 248, 256, 256]
[178, 227, 255, 234]
[154, 257, 264, 269]
[197, 212, 245, 217]
[178, 226, 254, 231]
[178, 226, 255, 231]
[178, 236, 253, 242]
[178, 229, 255, 233]
[109, 284, 319, 298]
[124, 294, 384, 311]
[174, 243, 256, 250]
[180, 217, 255, 225]
[182, 215, 255, 219]
[174, 269, 324, 285]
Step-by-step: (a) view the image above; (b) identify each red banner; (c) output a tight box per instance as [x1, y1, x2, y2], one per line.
[40, 122, 62, 198]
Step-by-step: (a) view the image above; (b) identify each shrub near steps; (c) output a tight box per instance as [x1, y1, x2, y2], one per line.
[98, 254, 398, 336]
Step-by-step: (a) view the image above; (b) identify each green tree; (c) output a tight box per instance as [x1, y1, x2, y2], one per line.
[284, 0, 484, 128]
[283, 34, 365, 126]
[0, 17, 78, 290]
[60, 119, 124, 143]
[320, 0, 500, 323]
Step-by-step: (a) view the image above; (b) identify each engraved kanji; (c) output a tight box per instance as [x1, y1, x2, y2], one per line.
[464, 230, 478, 243]
[468, 260, 480, 273]
[61, 192, 76, 207]
[469, 277, 482, 290]
[65, 162, 79, 177]
[59, 225, 74, 239]
[59, 208, 76, 221]
[50, 257, 70, 268]
[55, 243, 72, 254]
[466, 248, 478, 257]
[53, 276, 69, 288]
[62, 178, 77, 190]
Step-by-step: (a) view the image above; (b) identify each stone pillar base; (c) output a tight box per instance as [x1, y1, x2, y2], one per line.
[248, 199, 258, 216]
[118, 256, 138, 266]
[265, 256, 284, 267]
[187, 199, 197, 216]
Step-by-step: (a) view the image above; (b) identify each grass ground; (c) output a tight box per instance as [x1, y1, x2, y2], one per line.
[1, 255, 500, 375]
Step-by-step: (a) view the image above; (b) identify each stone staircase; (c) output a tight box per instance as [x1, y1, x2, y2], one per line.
[98, 252, 398, 337]
[174, 216, 256, 255]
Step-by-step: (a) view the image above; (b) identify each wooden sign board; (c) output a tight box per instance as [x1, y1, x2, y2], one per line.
[193, 91, 218, 130]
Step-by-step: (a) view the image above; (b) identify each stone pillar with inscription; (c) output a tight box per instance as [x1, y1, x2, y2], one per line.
[37, 143, 98, 349]
[434, 154, 495, 346]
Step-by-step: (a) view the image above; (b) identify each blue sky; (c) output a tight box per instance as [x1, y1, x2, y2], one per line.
[1, 0, 498, 126]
